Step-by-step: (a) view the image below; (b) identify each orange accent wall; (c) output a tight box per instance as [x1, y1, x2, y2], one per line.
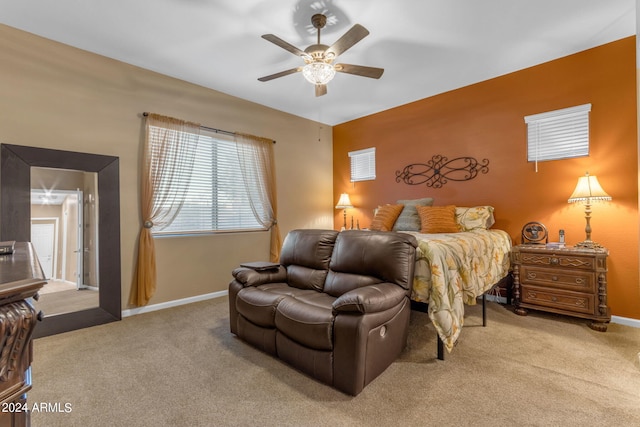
[333, 37, 639, 319]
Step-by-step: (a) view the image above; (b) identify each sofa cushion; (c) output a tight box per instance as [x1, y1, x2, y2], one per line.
[279, 229, 338, 291]
[285, 265, 329, 292]
[236, 287, 286, 328]
[236, 283, 320, 327]
[326, 230, 418, 296]
[275, 296, 335, 351]
[323, 271, 382, 298]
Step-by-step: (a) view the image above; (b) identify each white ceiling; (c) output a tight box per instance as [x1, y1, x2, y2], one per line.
[0, 0, 636, 126]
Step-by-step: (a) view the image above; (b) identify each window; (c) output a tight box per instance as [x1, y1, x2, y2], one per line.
[349, 147, 376, 182]
[525, 104, 591, 170]
[152, 129, 265, 235]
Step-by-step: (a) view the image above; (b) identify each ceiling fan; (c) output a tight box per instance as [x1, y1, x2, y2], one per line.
[258, 13, 384, 97]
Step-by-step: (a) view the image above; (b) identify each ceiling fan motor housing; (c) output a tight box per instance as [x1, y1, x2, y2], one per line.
[304, 44, 332, 62]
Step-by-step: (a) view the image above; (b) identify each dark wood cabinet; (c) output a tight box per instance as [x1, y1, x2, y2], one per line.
[512, 244, 610, 331]
[0, 243, 46, 427]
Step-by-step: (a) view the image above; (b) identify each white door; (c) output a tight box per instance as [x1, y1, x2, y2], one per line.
[31, 222, 56, 279]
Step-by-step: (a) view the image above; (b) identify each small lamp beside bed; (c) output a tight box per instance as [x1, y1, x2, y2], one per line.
[335, 193, 354, 231]
[567, 172, 612, 249]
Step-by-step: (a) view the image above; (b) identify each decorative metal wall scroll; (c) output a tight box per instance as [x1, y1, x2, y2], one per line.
[395, 155, 489, 188]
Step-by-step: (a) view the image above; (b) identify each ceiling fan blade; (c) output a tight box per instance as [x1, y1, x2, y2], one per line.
[258, 67, 302, 82]
[325, 24, 369, 58]
[335, 63, 384, 79]
[261, 34, 307, 57]
[315, 84, 327, 97]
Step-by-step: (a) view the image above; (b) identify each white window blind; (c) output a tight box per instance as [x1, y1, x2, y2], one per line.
[525, 104, 591, 170]
[349, 147, 376, 182]
[152, 128, 264, 235]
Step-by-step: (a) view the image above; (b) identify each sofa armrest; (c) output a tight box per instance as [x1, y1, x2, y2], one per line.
[232, 266, 287, 287]
[332, 283, 407, 314]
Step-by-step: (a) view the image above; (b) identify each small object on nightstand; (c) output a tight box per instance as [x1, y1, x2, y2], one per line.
[545, 242, 565, 249]
[521, 222, 548, 244]
[0, 240, 15, 255]
[511, 244, 610, 331]
[559, 229, 565, 244]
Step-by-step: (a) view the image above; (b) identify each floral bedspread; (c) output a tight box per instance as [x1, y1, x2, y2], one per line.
[402, 229, 512, 352]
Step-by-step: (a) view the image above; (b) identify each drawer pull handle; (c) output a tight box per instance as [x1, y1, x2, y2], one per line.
[552, 276, 558, 281]
[527, 272, 537, 279]
[575, 278, 585, 284]
[551, 296, 558, 302]
[551, 257, 559, 265]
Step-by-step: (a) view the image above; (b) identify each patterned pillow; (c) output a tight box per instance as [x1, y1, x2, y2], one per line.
[370, 204, 404, 231]
[392, 197, 435, 231]
[416, 205, 461, 233]
[456, 206, 495, 231]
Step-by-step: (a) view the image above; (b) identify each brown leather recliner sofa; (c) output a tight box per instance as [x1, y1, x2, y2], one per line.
[228, 229, 418, 395]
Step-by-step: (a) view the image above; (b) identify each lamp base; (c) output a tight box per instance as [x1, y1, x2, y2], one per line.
[575, 239, 604, 249]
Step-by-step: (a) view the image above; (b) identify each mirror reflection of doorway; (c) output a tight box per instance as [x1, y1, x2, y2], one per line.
[1, 143, 121, 338]
[30, 168, 99, 317]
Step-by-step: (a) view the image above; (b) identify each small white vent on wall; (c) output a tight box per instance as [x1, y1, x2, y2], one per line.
[525, 103, 591, 171]
[349, 147, 376, 182]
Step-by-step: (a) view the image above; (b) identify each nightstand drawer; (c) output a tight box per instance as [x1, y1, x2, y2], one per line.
[521, 286, 595, 315]
[520, 266, 594, 292]
[519, 252, 596, 271]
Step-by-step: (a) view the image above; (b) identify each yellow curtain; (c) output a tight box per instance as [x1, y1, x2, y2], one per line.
[235, 132, 281, 261]
[130, 113, 200, 306]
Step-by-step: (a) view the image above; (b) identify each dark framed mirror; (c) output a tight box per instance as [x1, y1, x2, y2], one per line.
[0, 144, 121, 337]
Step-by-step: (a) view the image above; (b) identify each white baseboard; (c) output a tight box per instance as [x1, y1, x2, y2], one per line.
[122, 290, 228, 318]
[611, 315, 640, 328]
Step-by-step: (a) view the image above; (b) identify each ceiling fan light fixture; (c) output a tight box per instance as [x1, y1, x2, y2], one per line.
[259, 14, 383, 96]
[302, 61, 336, 85]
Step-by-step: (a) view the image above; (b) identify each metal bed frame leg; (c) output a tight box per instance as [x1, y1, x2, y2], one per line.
[435, 291, 492, 360]
[482, 293, 487, 327]
[436, 293, 488, 360]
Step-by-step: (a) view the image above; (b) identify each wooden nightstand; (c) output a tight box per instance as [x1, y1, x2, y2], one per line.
[511, 244, 610, 331]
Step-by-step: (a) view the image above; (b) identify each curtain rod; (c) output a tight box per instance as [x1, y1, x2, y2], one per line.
[142, 112, 275, 144]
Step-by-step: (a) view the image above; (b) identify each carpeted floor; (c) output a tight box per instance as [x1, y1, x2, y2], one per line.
[29, 297, 640, 427]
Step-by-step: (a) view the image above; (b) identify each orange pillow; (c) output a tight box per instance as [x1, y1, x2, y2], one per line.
[370, 204, 404, 231]
[416, 205, 461, 233]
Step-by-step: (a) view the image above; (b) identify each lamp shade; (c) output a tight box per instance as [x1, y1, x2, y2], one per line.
[568, 173, 611, 203]
[335, 193, 353, 209]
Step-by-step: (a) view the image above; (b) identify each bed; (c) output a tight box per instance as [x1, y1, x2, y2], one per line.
[371, 202, 512, 358]
[403, 228, 511, 354]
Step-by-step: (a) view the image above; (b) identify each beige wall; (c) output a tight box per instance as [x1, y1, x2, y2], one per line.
[0, 24, 334, 309]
